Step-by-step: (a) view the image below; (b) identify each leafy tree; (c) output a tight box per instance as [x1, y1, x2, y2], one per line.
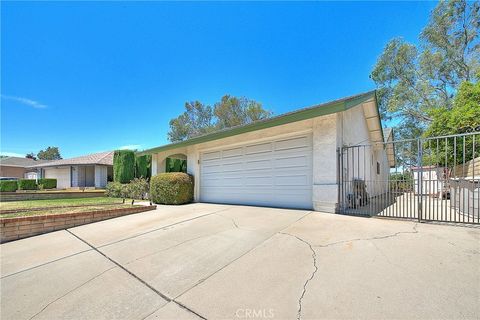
[371, 0, 479, 139]
[214, 95, 272, 129]
[168, 95, 272, 142]
[37, 147, 62, 160]
[168, 101, 215, 142]
[25, 153, 37, 160]
[423, 81, 480, 166]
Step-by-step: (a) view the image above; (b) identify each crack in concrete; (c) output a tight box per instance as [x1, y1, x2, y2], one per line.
[173, 211, 313, 300]
[28, 266, 117, 320]
[279, 232, 318, 320]
[313, 223, 419, 248]
[65, 230, 208, 320]
[213, 212, 240, 229]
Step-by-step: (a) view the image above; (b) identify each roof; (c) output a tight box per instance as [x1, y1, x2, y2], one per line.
[28, 151, 114, 168]
[0, 157, 51, 168]
[138, 90, 379, 155]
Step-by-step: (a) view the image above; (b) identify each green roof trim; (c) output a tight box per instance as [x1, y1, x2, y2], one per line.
[138, 90, 377, 155]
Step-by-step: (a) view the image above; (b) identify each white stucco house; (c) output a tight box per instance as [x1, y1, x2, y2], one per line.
[28, 151, 114, 189]
[139, 91, 393, 212]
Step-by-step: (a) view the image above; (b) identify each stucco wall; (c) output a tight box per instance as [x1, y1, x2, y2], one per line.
[339, 105, 389, 197]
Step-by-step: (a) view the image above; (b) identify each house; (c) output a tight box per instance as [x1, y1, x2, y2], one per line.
[139, 91, 393, 212]
[412, 166, 445, 196]
[0, 157, 50, 179]
[28, 151, 114, 189]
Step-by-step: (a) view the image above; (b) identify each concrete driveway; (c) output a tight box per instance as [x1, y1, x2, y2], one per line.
[1, 203, 479, 320]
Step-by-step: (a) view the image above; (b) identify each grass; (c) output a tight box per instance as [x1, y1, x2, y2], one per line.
[0, 197, 142, 218]
[0, 197, 123, 210]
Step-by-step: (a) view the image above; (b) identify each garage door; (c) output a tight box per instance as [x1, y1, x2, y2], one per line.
[200, 135, 312, 209]
[44, 167, 71, 189]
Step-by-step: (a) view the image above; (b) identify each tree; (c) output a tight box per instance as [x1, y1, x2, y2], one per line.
[37, 147, 62, 160]
[113, 150, 135, 183]
[426, 81, 480, 137]
[214, 95, 272, 129]
[371, 0, 479, 139]
[168, 95, 272, 142]
[25, 153, 37, 160]
[421, 81, 480, 166]
[168, 101, 214, 142]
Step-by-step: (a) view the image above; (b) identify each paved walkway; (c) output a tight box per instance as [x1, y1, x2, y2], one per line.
[1, 203, 479, 319]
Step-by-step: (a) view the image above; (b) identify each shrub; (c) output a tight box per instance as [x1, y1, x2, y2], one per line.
[126, 178, 149, 200]
[113, 150, 135, 183]
[150, 173, 194, 205]
[0, 180, 18, 192]
[135, 155, 150, 179]
[106, 181, 125, 198]
[38, 178, 57, 189]
[17, 179, 37, 190]
[166, 157, 187, 173]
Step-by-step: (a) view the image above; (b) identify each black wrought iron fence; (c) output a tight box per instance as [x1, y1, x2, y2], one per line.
[338, 131, 479, 224]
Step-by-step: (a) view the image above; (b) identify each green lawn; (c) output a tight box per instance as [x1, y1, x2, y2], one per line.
[0, 197, 141, 218]
[0, 197, 123, 210]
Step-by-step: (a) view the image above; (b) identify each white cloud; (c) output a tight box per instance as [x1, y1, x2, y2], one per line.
[0, 151, 26, 157]
[1, 95, 47, 109]
[118, 144, 142, 150]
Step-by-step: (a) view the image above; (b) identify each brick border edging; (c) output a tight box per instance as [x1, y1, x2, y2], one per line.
[0, 205, 157, 243]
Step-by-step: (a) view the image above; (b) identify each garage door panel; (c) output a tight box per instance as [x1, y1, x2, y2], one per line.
[222, 147, 243, 158]
[274, 136, 309, 150]
[275, 174, 309, 186]
[202, 151, 221, 161]
[200, 134, 312, 209]
[245, 142, 272, 155]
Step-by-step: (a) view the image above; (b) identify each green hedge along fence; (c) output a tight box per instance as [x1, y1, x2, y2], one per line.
[17, 179, 38, 190]
[38, 178, 57, 189]
[0, 181, 18, 192]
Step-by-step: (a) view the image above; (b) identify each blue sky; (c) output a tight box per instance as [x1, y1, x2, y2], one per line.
[1, 1, 436, 158]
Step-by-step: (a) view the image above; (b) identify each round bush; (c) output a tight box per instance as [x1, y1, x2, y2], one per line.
[150, 173, 194, 205]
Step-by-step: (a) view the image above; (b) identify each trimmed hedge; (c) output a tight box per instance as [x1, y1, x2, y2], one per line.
[135, 155, 150, 179]
[38, 178, 57, 189]
[150, 173, 194, 205]
[113, 150, 135, 183]
[18, 179, 37, 190]
[0, 180, 18, 192]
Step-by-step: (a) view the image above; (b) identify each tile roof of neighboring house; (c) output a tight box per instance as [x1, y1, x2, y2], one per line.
[28, 151, 114, 168]
[0, 157, 51, 168]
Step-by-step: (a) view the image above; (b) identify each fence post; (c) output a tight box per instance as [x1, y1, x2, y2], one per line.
[337, 147, 342, 213]
[417, 139, 423, 222]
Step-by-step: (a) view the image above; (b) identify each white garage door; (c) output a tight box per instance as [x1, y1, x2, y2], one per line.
[44, 167, 71, 189]
[200, 135, 312, 209]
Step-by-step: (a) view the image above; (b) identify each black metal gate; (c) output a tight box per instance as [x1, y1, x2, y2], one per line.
[338, 131, 479, 224]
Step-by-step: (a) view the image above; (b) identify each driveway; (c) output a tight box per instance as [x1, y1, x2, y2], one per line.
[1, 203, 479, 319]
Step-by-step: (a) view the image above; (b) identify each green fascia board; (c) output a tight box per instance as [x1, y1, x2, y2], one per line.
[138, 90, 377, 155]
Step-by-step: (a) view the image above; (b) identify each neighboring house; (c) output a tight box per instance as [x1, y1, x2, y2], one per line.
[412, 166, 445, 196]
[28, 151, 114, 189]
[139, 91, 393, 212]
[0, 157, 50, 179]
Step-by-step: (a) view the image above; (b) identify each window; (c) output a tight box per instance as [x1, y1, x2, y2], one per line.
[377, 162, 380, 175]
